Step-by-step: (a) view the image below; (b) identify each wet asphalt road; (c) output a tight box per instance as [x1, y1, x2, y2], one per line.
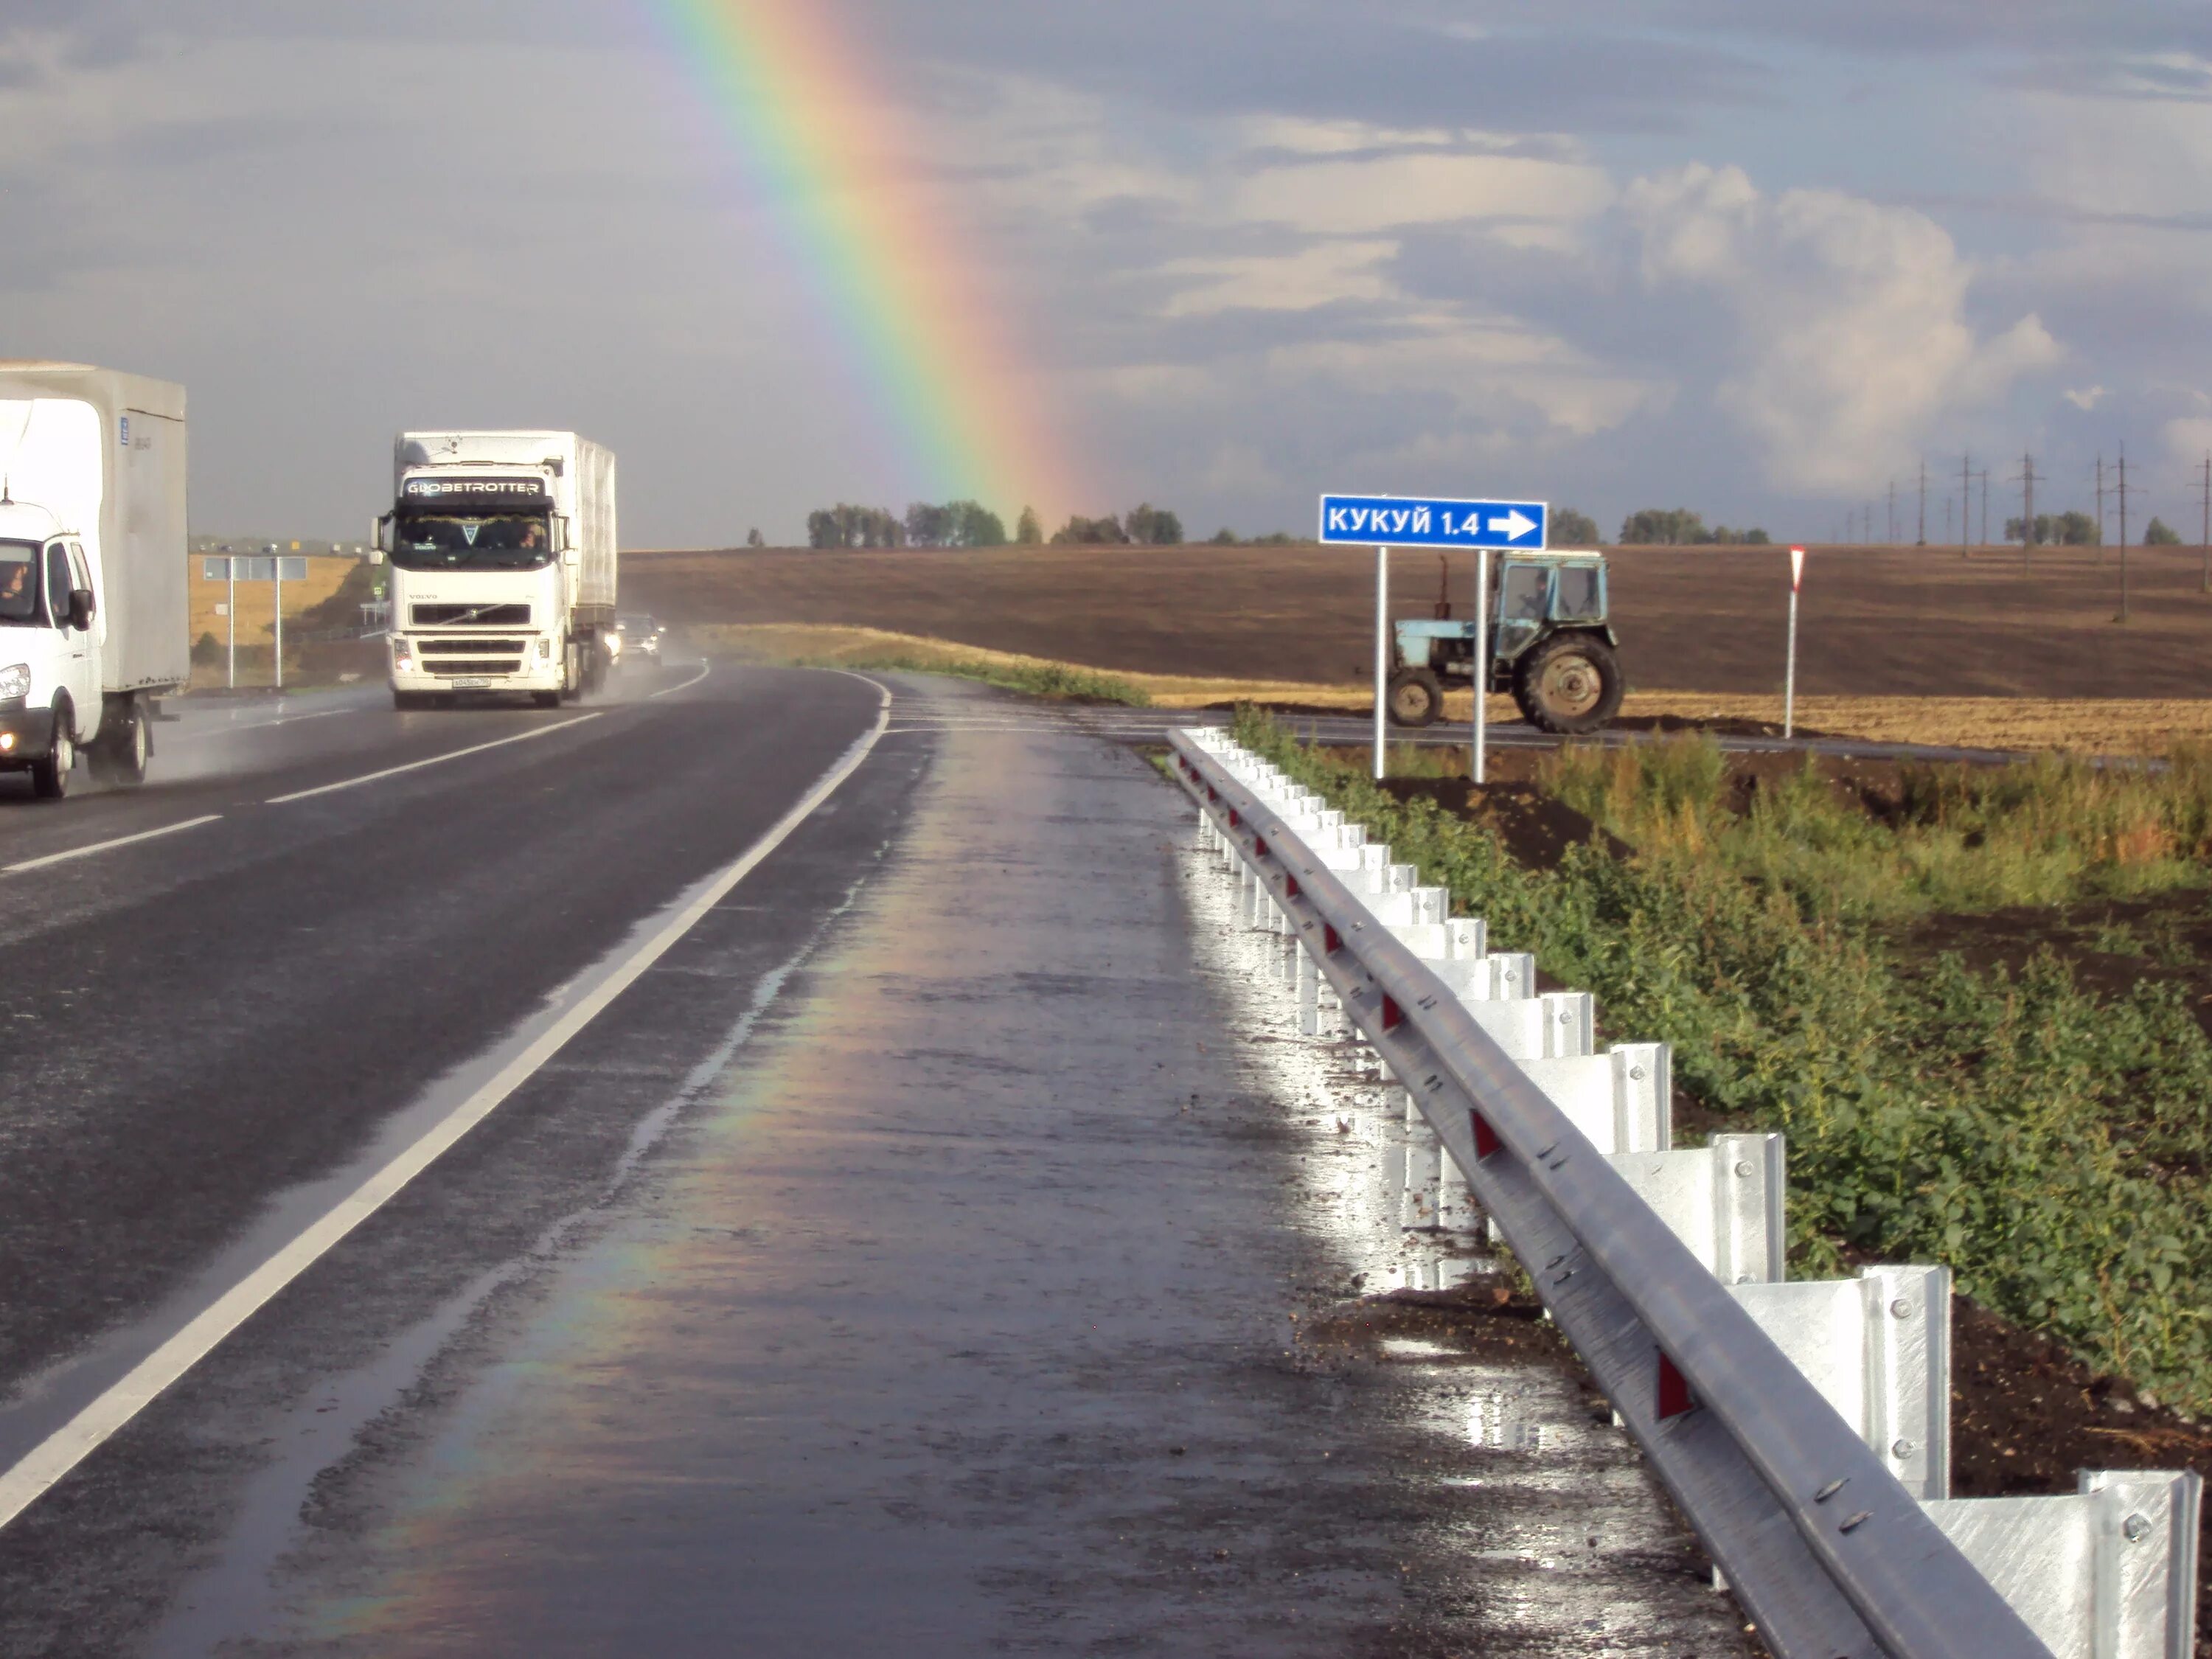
[0, 666, 1739, 1656]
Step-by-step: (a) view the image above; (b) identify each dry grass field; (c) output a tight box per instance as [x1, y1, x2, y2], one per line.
[705, 622, 2212, 756]
[630, 541, 2212, 703]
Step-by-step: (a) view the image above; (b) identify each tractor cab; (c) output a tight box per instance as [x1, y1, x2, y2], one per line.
[1388, 550, 1624, 734]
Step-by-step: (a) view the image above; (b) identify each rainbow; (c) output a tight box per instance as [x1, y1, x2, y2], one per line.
[650, 0, 1072, 522]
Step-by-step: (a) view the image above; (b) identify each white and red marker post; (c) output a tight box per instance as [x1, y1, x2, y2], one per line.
[1784, 544, 1806, 740]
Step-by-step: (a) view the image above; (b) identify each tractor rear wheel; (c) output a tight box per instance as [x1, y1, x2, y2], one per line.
[1385, 668, 1443, 728]
[1512, 633, 1622, 735]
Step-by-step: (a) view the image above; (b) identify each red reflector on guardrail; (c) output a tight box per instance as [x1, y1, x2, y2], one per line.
[1253, 836, 1268, 858]
[1381, 995, 1403, 1032]
[1657, 1352, 1696, 1420]
[1228, 810, 1239, 827]
[1470, 1110, 1501, 1161]
[1324, 925, 1341, 954]
[1284, 877, 1300, 899]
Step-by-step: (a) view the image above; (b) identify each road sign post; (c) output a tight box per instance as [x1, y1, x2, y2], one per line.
[225, 558, 235, 690]
[1785, 545, 1806, 740]
[1473, 548, 1490, 785]
[1372, 546, 1388, 779]
[1321, 494, 1548, 784]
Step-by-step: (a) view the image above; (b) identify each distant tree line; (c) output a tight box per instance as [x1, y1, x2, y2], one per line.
[1617, 507, 1770, 546]
[2000, 509, 2181, 547]
[1048, 503, 1183, 546]
[805, 500, 1009, 549]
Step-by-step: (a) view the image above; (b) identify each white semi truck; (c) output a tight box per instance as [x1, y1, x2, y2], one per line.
[377, 431, 617, 710]
[0, 362, 189, 799]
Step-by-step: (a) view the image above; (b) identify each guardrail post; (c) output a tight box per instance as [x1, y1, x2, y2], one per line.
[1402, 1091, 1443, 1230]
[1610, 1132, 1786, 1285]
[1921, 1471, 2202, 1659]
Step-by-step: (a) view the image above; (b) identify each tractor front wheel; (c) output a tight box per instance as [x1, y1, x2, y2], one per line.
[1512, 633, 1623, 735]
[1385, 668, 1444, 728]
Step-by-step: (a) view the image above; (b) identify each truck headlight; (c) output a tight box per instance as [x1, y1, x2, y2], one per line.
[606, 633, 623, 658]
[0, 663, 28, 701]
[538, 638, 552, 659]
[391, 638, 415, 669]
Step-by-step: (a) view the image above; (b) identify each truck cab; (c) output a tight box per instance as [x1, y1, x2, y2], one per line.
[1388, 550, 1624, 735]
[378, 433, 617, 712]
[0, 502, 104, 796]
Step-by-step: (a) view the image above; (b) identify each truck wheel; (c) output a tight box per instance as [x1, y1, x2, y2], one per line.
[1512, 633, 1624, 735]
[1385, 668, 1444, 728]
[31, 709, 73, 800]
[532, 691, 561, 709]
[560, 644, 583, 703]
[88, 701, 150, 787]
[392, 691, 433, 712]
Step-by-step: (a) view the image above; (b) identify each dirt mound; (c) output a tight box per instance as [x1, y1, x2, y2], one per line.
[1380, 776, 1630, 869]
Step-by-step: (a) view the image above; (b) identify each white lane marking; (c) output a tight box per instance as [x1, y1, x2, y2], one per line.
[167, 705, 375, 743]
[1, 814, 224, 875]
[265, 715, 603, 804]
[647, 661, 712, 700]
[0, 673, 891, 1532]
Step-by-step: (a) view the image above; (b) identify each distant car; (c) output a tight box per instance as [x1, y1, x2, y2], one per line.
[613, 613, 662, 665]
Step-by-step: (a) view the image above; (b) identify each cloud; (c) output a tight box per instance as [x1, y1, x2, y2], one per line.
[1618, 164, 2063, 491]
[2066, 385, 2110, 410]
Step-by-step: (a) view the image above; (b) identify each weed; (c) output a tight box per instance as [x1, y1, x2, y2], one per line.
[1233, 709, 2212, 1411]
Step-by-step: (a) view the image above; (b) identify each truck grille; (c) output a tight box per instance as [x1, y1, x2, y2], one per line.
[425, 658, 526, 678]
[411, 603, 532, 627]
[420, 639, 528, 656]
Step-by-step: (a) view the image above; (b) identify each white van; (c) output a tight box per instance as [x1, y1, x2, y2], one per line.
[0, 364, 189, 798]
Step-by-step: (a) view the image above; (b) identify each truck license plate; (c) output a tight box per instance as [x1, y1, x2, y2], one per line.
[452, 678, 490, 690]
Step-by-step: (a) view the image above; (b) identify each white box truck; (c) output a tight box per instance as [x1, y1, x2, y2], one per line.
[0, 362, 189, 799]
[377, 431, 617, 709]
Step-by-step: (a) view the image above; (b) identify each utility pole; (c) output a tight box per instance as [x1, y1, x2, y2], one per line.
[2017, 451, 2037, 574]
[1944, 495, 1952, 543]
[1958, 453, 1972, 555]
[1916, 456, 1927, 546]
[2115, 445, 2132, 620]
[1887, 478, 1897, 545]
[2200, 452, 2211, 594]
[1980, 470, 1990, 546]
[2096, 454, 2106, 564]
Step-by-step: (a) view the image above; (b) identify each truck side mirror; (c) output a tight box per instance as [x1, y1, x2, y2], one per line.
[552, 517, 571, 554]
[69, 588, 94, 631]
[372, 513, 393, 554]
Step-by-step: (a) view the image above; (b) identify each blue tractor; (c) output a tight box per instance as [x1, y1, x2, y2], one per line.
[1387, 550, 1624, 734]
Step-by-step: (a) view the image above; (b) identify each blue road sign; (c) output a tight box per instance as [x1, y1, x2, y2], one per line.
[1318, 493, 1548, 549]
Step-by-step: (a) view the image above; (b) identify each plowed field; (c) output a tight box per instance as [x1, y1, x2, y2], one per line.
[627, 542, 2212, 700]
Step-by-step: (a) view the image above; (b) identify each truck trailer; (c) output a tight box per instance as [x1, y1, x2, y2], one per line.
[0, 362, 189, 799]
[378, 431, 617, 709]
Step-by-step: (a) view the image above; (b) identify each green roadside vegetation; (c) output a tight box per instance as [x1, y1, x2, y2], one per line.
[1234, 710, 2212, 1413]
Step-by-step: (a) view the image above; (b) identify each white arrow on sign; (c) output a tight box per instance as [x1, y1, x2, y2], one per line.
[1488, 509, 1537, 541]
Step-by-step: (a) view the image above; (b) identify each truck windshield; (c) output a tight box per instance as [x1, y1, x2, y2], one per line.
[389, 516, 554, 571]
[0, 543, 38, 623]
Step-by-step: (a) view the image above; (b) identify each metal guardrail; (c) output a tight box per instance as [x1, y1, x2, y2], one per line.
[1167, 728, 2062, 1659]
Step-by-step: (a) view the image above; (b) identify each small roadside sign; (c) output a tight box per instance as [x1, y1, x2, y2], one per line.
[1318, 494, 1548, 550]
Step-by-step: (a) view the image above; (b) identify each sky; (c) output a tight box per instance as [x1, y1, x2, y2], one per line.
[3, 0, 2211, 546]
